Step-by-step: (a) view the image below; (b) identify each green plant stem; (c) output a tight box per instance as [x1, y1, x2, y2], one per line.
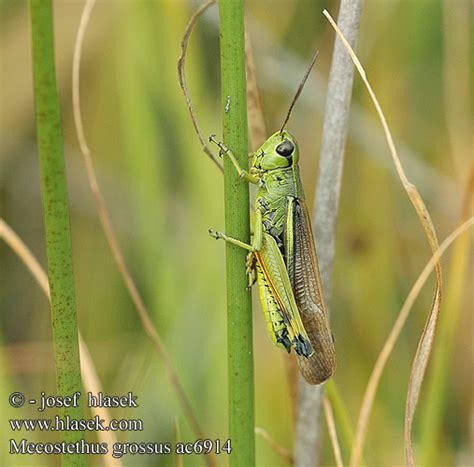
[30, 1, 85, 465]
[218, 1, 255, 465]
[326, 380, 366, 467]
[325, 381, 355, 458]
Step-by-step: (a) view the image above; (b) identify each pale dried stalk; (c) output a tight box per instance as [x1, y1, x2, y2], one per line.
[0, 218, 121, 467]
[323, 10, 443, 467]
[295, 2, 363, 466]
[245, 30, 267, 150]
[72, 0, 210, 456]
[255, 427, 293, 465]
[175, 418, 183, 467]
[323, 396, 344, 467]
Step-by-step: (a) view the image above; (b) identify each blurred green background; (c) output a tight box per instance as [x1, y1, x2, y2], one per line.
[0, 0, 472, 466]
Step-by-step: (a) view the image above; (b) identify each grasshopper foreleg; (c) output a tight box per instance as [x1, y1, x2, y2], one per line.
[209, 135, 260, 184]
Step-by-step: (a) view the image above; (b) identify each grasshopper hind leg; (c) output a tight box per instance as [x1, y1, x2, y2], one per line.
[294, 334, 313, 358]
[269, 314, 312, 357]
[275, 327, 292, 354]
[268, 314, 292, 353]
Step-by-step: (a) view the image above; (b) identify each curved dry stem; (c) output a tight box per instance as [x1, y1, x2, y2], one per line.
[255, 427, 292, 465]
[177, 5, 267, 163]
[0, 218, 121, 467]
[461, 163, 474, 216]
[323, 396, 344, 467]
[72, 0, 211, 457]
[177, 0, 222, 172]
[349, 218, 472, 467]
[244, 29, 267, 150]
[323, 10, 443, 467]
[174, 418, 183, 467]
[419, 164, 474, 464]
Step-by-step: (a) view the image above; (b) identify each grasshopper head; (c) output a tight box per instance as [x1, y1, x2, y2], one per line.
[251, 130, 299, 171]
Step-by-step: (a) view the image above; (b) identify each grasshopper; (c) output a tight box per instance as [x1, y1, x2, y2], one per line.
[209, 53, 335, 385]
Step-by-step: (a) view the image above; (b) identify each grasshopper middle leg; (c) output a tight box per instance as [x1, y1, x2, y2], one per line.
[209, 135, 260, 184]
[209, 210, 263, 289]
[208, 229, 256, 288]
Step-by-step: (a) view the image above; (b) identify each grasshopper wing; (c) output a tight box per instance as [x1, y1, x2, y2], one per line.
[255, 232, 314, 358]
[286, 198, 336, 384]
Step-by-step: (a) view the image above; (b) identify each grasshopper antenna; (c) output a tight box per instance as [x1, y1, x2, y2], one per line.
[279, 49, 319, 135]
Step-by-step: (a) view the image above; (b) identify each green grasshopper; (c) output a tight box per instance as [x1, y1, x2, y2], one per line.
[209, 53, 335, 385]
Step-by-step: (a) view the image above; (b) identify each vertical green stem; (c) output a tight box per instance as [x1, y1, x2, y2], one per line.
[218, 1, 255, 465]
[30, 1, 84, 465]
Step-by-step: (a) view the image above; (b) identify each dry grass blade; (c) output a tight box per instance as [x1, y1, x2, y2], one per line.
[0, 218, 121, 467]
[405, 218, 473, 464]
[354, 218, 470, 467]
[177, 0, 222, 172]
[175, 418, 183, 467]
[323, 9, 445, 467]
[73, 1, 212, 460]
[420, 164, 474, 464]
[323, 396, 345, 467]
[244, 29, 266, 150]
[461, 163, 474, 216]
[255, 427, 293, 465]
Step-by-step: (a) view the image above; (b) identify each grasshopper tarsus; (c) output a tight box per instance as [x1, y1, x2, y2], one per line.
[208, 134, 229, 156]
[208, 228, 220, 240]
[246, 273, 256, 291]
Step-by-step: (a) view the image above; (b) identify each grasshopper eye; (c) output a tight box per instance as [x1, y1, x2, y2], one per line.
[276, 140, 294, 158]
